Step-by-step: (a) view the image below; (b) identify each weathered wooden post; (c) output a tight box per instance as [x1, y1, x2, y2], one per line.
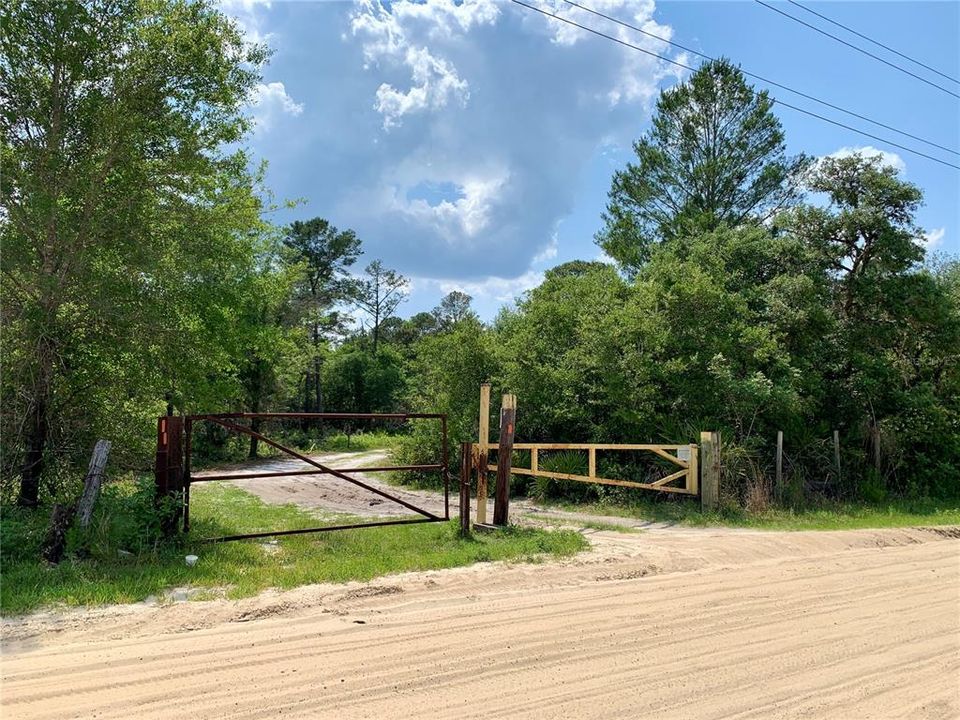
[476, 383, 491, 524]
[699, 431, 720, 512]
[459, 442, 472, 537]
[493, 394, 516, 527]
[77, 439, 111, 529]
[41, 439, 112, 564]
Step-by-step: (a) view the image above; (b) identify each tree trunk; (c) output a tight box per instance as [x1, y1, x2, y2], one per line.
[248, 369, 262, 458]
[312, 322, 323, 414]
[249, 415, 261, 458]
[18, 389, 49, 507]
[314, 355, 322, 412]
[41, 503, 75, 563]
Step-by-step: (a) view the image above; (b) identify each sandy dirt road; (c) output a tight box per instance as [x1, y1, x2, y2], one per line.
[3, 526, 958, 719]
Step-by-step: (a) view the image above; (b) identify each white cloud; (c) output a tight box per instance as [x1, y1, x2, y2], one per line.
[533, 233, 559, 264]
[246, 1, 685, 285]
[374, 47, 469, 128]
[383, 172, 508, 239]
[220, 0, 273, 45]
[828, 146, 906, 173]
[351, 0, 496, 128]
[436, 270, 545, 303]
[249, 82, 304, 132]
[528, 0, 687, 106]
[594, 249, 618, 265]
[922, 227, 945, 250]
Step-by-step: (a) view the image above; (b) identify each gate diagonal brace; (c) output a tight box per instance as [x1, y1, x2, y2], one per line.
[203, 417, 441, 521]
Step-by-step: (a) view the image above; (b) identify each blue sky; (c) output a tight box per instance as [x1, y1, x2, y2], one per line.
[229, 0, 960, 321]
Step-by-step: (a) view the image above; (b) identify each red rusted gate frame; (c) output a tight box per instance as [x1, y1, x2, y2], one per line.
[181, 412, 449, 543]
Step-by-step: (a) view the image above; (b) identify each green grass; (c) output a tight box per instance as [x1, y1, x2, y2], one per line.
[545, 496, 960, 531]
[0, 482, 586, 615]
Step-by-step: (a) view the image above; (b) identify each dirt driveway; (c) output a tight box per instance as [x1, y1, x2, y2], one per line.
[3, 524, 958, 719]
[192, 450, 449, 518]
[191, 450, 560, 522]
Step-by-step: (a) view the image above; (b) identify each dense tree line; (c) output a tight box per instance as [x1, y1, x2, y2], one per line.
[2, 3, 956, 511]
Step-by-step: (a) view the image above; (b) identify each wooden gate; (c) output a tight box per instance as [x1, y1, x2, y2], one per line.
[481, 442, 698, 495]
[471, 384, 703, 526]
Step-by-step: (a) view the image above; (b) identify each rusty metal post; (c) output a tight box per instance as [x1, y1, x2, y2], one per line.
[441, 414, 449, 520]
[154, 415, 184, 535]
[154, 416, 169, 499]
[459, 442, 472, 536]
[183, 418, 193, 533]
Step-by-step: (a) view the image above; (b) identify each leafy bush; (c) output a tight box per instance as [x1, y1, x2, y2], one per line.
[533, 451, 597, 503]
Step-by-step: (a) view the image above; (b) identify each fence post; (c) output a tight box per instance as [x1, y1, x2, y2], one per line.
[699, 431, 720, 512]
[687, 442, 698, 495]
[459, 442, 472, 537]
[476, 383, 491, 524]
[493, 394, 516, 527]
[775, 430, 783, 499]
[833, 430, 842, 483]
[154, 415, 184, 535]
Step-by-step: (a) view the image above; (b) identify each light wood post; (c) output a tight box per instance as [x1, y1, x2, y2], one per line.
[775, 430, 783, 497]
[493, 394, 516, 527]
[588, 447, 596, 479]
[459, 442, 472, 537]
[476, 383, 491, 524]
[687, 443, 698, 495]
[699, 431, 720, 512]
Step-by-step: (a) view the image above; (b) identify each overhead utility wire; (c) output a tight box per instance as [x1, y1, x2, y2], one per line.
[786, 0, 959, 85]
[561, 0, 958, 156]
[508, 0, 960, 171]
[754, 0, 959, 99]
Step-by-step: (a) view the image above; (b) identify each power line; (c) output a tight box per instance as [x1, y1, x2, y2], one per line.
[786, 0, 959, 85]
[560, 0, 958, 156]
[508, 0, 960, 171]
[755, 0, 959, 99]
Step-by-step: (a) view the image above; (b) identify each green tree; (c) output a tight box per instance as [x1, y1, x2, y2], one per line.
[238, 250, 306, 458]
[496, 262, 635, 441]
[1, 0, 268, 503]
[283, 218, 362, 414]
[781, 154, 960, 496]
[432, 291, 476, 331]
[321, 344, 405, 414]
[352, 260, 408, 354]
[379, 312, 439, 350]
[599, 59, 808, 273]
[396, 316, 499, 485]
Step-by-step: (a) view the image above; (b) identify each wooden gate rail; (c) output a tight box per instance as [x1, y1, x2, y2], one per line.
[168, 412, 449, 542]
[477, 442, 699, 495]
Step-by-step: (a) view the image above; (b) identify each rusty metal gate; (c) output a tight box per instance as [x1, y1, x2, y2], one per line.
[155, 412, 449, 542]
